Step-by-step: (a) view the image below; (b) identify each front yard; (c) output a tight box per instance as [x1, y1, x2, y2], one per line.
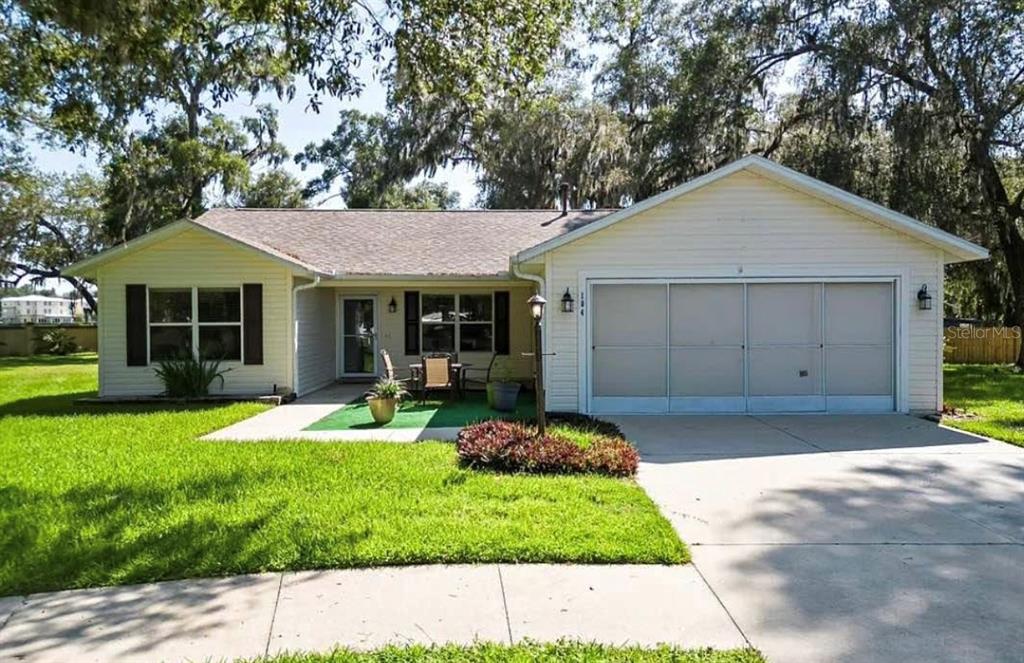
[0, 354, 686, 597]
[943, 364, 1024, 447]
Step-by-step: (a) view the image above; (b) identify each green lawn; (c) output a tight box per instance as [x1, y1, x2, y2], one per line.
[251, 642, 766, 663]
[943, 364, 1024, 447]
[0, 354, 686, 597]
[306, 392, 535, 430]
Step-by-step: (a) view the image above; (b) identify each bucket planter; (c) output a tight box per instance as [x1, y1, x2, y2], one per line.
[365, 376, 408, 425]
[366, 396, 398, 424]
[487, 381, 521, 412]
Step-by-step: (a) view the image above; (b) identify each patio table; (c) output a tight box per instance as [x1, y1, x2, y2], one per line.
[409, 362, 472, 398]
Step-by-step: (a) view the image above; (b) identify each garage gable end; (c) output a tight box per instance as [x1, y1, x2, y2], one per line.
[515, 156, 988, 265]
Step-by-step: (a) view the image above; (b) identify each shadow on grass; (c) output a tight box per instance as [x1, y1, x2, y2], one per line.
[0, 353, 98, 369]
[0, 468, 290, 658]
[0, 469, 288, 596]
[0, 390, 242, 418]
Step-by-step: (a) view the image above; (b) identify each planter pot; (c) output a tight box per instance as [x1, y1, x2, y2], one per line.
[487, 381, 521, 412]
[367, 396, 398, 424]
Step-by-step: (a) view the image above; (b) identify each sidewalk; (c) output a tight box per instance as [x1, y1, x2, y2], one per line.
[0, 564, 745, 662]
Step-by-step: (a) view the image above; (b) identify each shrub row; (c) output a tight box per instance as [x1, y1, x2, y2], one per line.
[456, 420, 639, 477]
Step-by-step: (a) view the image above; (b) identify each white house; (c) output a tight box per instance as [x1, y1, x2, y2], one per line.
[63, 156, 988, 413]
[0, 294, 76, 324]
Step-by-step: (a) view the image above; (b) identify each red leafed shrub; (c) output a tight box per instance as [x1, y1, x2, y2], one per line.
[582, 437, 640, 476]
[456, 420, 639, 477]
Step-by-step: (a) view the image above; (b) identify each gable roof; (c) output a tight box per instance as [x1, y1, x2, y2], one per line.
[63, 208, 614, 279]
[63, 155, 988, 279]
[514, 155, 989, 264]
[195, 208, 613, 277]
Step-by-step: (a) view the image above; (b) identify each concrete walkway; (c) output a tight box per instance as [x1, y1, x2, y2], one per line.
[621, 414, 1024, 663]
[0, 565, 746, 662]
[202, 383, 461, 442]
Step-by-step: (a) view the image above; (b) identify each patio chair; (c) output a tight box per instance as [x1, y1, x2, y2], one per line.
[379, 349, 411, 384]
[462, 352, 498, 392]
[420, 353, 455, 402]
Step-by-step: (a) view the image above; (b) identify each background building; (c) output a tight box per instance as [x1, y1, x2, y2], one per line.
[0, 295, 76, 324]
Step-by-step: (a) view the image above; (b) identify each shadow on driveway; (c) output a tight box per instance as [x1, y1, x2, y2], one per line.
[620, 414, 1024, 663]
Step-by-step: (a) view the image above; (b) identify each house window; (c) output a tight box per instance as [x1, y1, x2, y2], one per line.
[420, 293, 493, 353]
[148, 287, 242, 362]
[149, 288, 193, 360]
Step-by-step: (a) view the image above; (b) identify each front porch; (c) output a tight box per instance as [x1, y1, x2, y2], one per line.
[293, 281, 538, 397]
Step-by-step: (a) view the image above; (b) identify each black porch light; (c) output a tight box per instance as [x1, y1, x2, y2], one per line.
[560, 288, 575, 313]
[388, 296, 397, 313]
[917, 285, 932, 311]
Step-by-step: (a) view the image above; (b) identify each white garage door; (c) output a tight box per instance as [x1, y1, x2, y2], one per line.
[589, 281, 894, 414]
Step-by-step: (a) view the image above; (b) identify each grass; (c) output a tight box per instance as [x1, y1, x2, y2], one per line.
[250, 642, 766, 663]
[943, 363, 1024, 447]
[306, 392, 535, 430]
[0, 354, 687, 597]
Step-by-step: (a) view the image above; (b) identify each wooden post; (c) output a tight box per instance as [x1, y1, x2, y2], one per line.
[534, 318, 546, 437]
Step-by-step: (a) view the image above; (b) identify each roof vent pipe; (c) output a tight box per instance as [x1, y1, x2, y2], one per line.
[559, 182, 570, 216]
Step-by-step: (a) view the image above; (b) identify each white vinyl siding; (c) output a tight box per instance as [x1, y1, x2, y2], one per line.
[294, 284, 337, 395]
[96, 227, 292, 396]
[544, 170, 944, 413]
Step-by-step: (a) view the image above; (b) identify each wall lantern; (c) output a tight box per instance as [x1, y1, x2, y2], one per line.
[528, 294, 547, 321]
[917, 284, 932, 311]
[388, 297, 397, 313]
[560, 288, 575, 313]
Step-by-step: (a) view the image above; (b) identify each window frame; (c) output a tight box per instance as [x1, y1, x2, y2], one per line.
[146, 286, 244, 364]
[419, 292, 495, 355]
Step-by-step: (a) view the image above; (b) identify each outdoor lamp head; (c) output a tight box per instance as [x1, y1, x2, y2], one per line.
[528, 294, 547, 321]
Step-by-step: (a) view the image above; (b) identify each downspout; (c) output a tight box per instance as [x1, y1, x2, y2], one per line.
[510, 257, 548, 401]
[292, 273, 325, 397]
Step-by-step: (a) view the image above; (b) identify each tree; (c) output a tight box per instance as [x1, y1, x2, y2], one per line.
[710, 0, 1024, 364]
[0, 284, 59, 297]
[471, 90, 633, 208]
[239, 170, 308, 208]
[102, 109, 287, 241]
[0, 162, 104, 310]
[1, 0, 573, 274]
[375, 181, 458, 209]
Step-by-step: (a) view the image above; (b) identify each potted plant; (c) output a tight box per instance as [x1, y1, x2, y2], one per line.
[366, 376, 408, 424]
[486, 357, 521, 412]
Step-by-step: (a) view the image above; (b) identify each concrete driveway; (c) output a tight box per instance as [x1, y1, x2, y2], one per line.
[616, 414, 1024, 663]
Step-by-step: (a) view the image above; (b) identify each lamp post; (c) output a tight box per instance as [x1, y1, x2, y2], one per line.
[528, 294, 547, 436]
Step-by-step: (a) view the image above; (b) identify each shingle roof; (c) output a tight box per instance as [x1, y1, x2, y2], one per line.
[192, 208, 616, 277]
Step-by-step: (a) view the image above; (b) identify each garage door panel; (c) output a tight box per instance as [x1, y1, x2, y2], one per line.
[825, 283, 893, 345]
[669, 284, 744, 345]
[748, 283, 822, 345]
[592, 348, 667, 397]
[748, 347, 822, 396]
[826, 346, 893, 396]
[592, 284, 666, 346]
[669, 347, 744, 396]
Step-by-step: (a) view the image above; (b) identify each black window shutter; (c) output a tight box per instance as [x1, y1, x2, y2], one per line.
[243, 283, 263, 365]
[494, 291, 510, 355]
[125, 284, 148, 366]
[404, 291, 420, 355]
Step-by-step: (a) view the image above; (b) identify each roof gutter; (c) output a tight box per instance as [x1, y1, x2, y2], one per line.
[510, 258, 544, 294]
[291, 274, 325, 396]
[510, 257, 548, 395]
